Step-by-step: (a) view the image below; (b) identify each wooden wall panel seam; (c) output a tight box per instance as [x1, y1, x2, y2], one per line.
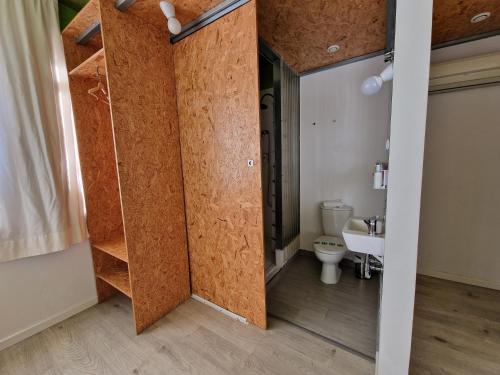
[170, 59, 195, 294]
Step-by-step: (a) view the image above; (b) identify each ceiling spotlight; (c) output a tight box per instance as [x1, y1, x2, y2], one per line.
[471, 12, 491, 23]
[361, 63, 393, 96]
[327, 44, 340, 54]
[160, 1, 182, 35]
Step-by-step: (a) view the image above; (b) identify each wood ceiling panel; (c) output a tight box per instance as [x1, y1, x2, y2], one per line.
[258, 0, 500, 75]
[432, 0, 500, 45]
[257, 0, 386, 74]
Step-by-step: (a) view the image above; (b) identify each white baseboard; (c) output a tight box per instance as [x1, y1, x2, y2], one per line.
[268, 236, 300, 283]
[275, 235, 300, 268]
[265, 264, 281, 283]
[0, 297, 98, 352]
[418, 269, 500, 291]
[191, 294, 248, 325]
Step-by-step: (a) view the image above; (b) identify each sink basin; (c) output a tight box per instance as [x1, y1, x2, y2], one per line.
[342, 217, 385, 257]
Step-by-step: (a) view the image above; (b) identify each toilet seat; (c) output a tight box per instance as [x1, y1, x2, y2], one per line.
[313, 235, 346, 254]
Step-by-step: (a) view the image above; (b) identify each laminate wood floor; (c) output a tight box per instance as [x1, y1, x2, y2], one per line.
[0, 295, 374, 375]
[267, 254, 379, 358]
[410, 275, 500, 375]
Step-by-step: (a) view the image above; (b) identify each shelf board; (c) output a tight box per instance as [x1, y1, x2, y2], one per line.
[96, 263, 131, 297]
[62, 0, 102, 49]
[93, 236, 128, 263]
[69, 48, 106, 78]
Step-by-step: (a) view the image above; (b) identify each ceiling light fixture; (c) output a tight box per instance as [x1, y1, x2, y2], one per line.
[471, 12, 491, 23]
[327, 44, 340, 54]
[160, 1, 182, 35]
[361, 63, 394, 96]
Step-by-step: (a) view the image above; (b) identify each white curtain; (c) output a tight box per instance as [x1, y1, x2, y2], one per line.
[0, 0, 87, 262]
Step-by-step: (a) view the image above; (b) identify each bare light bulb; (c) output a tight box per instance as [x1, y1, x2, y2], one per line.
[361, 76, 383, 96]
[160, 1, 175, 18]
[168, 17, 182, 35]
[361, 63, 393, 96]
[159, 1, 182, 35]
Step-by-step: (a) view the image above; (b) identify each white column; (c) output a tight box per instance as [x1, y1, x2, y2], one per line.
[377, 1, 433, 374]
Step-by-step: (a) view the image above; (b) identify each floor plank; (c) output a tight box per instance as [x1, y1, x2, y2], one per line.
[0, 295, 374, 375]
[267, 254, 379, 358]
[6, 267, 497, 374]
[410, 275, 500, 374]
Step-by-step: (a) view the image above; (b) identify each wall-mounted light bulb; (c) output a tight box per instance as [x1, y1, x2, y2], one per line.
[160, 1, 182, 35]
[361, 75, 384, 96]
[361, 63, 394, 96]
[168, 17, 182, 35]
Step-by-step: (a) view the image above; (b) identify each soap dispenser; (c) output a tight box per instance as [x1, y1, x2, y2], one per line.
[373, 161, 384, 189]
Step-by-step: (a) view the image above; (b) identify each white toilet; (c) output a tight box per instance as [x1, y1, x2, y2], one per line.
[313, 200, 353, 284]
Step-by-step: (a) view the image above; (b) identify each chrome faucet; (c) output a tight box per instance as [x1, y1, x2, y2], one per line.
[364, 216, 377, 236]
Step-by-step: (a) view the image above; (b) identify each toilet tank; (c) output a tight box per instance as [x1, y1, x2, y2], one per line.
[321, 201, 353, 237]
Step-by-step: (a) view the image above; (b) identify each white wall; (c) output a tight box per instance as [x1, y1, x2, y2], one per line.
[0, 242, 97, 350]
[377, 0, 433, 373]
[431, 35, 500, 63]
[300, 56, 389, 251]
[418, 37, 500, 290]
[419, 85, 500, 289]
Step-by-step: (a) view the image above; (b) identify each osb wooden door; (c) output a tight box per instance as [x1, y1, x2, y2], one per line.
[174, 1, 266, 328]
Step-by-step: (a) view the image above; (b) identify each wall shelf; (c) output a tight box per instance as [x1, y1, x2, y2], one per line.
[96, 263, 131, 297]
[93, 236, 128, 263]
[61, 0, 102, 71]
[69, 48, 106, 78]
[62, 0, 102, 49]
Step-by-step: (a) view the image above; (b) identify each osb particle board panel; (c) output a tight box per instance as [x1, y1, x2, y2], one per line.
[257, 0, 500, 74]
[95, 277, 120, 302]
[93, 236, 128, 262]
[122, 0, 224, 29]
[174, 1, 267, 329]
[62, 0, 103, 71]
[67, 76, 124, 245]
[93, 248, 131, 298]
[257, 0, 386, 74]
[69, 48, 106, 78]
[67, 75, 124, 303]
[99, 0, 190, 333]
[432, 0, 500, 45]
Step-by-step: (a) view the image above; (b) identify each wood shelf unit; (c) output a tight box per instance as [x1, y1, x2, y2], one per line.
[62, 0, 190, 334]
[93, 236, 128, 263]
[61, 0, 101, 44]
[62, 0, 102, 71]
[96, 262, 131, 297]
[69, 48, 106, 78]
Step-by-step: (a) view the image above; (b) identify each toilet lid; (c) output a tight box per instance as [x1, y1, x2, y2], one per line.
[313, 236, 346, 254]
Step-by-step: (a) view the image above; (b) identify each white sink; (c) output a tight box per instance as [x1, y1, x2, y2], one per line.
[342, 217, 385, 257]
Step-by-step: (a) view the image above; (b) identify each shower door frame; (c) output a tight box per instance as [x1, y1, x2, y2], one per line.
[259, 39, 284, 249]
